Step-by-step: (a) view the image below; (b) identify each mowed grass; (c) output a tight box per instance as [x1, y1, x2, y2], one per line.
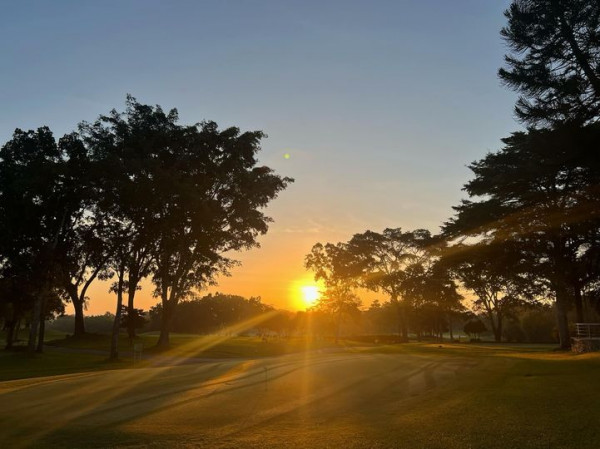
[2, 331, 345, 382]
[0, 350, 119, 382]
[45, 331, 343, 359]
[0, 341, 598, 449]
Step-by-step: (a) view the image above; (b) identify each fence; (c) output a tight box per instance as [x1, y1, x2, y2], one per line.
[572, 323, 600, 353]
[575, 323, 600, 339]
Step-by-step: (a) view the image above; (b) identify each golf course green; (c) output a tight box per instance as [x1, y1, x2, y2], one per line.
[0, 341, 598, 448]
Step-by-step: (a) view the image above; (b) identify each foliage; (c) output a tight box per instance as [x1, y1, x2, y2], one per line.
[0, 128, 78, 350]
[147, 293, 276, 335]
[307, 228, 463, 341]
[311, 284, 362, 342]
[47, 313, 116, 335]
[443, 241, 540, 342]
[120, 307, 148, 334]
[445, 124, 600, 348]
[463, 319, 487, 339]
[74, 97, 292, 352]
[500, 0, 600, 126]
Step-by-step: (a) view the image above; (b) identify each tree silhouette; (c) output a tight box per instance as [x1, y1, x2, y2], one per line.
[54, 132, 112, 337]
[445, 124, 600, 348]
[402, 257, 464, 341]
[80, 97, 292, 351]
[500, 0, 600, 126]
[312, 284, 361, 343]
[0, 128, 74, 352]
[463, 319, 487, 340]
[443, 241, 539, 342]
[345, 228, 438, 341]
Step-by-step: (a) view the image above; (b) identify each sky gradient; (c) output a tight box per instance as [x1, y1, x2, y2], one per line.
[1, 0, 519, 313]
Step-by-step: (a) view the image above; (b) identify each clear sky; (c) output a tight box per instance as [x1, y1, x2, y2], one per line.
[1, 0, 519, 313]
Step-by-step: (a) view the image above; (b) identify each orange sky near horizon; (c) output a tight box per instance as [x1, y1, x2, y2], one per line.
[72, 174, 453, 317]
[77, 208, 365, 315]
[67, 135, 473, 317]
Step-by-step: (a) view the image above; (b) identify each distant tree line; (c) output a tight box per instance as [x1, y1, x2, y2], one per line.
[147, 293, 275, 335]
[48, 313, 115, 335]
[0, 96, 291, 356]
[40, 291, 558, 344]
[144, 292, 558, 344]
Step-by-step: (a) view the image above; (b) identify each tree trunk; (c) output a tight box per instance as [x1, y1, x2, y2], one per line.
[573, 287, 584, 323]
[109, 268, 125, 360]
[36, 295, 47, 353]
[394, 301, 408, 342]
[37, 317, 46, 352]
[13, 318, 21, 343]
[5, 321, 15, 349]
[401, 312, 409, 342]
[157, 304, 172, 349]
[486, 309, 501, 342]
[27, 297, 42, 354]
[334, 309, 342, 344]
[72, 294, 86, 337]
[495, 315, 503, 343]
[395, 299, 409, 343]
[127, 281, 137, 341]
[554, 287, 571, 350]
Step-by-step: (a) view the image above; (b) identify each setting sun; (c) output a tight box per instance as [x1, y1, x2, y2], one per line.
[300, 285, 320, 307]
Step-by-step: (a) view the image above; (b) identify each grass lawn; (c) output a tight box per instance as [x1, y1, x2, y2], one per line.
[2, 331, 347, 382]
[0, 340, 598, 448]
[44, 331, 344, 359]
[0, 350, 125, 382]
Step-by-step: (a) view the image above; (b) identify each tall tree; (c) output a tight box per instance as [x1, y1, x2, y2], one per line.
[54, 132, 110, 337]
[345, 228, 436, 342]
[402, 257, 464, 341]
[305, 241, 362, 342]
[443, 241, 539, 342]
[445, 124, 600, 348]
[500, 0, 600, 126]
[0, 128, 71, 352]
[312, 284, 361, 343]
[80, 97, 291, 352]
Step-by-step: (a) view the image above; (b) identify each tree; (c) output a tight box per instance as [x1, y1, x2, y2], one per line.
[57, 224, 111, 337]
[56, 143, 114, 337]
[148, 293, 276, 335]
[443, 241, 539, 342]
[312, 284, 361, 343]
[500, 0, 600, 126]
[363, 299, 399, 335]
[463, 319, 487, 340]
[445, 124, 600, 348]
[402, 258, 464, 341]
[305, 241, 363, 342]
[345, 228, 440, 341]
[80, 97, 292, 352]
[0, 128, 72, 352]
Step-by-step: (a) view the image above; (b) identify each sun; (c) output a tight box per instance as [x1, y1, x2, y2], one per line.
[300, 285, 320, 307]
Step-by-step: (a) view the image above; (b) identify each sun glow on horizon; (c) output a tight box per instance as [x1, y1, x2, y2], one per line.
[300, 285, 320, 308]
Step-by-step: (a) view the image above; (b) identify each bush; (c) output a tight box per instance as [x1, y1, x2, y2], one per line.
[47, 313, 115, 335]
[464, 319, 487, 338]
[521, 308, 557, 343]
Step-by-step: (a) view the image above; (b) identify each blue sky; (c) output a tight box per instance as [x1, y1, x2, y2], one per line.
[1, 0, 519, 311]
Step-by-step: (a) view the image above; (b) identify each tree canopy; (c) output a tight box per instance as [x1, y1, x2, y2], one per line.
[0, 97, 292, 354]
[500, 0, 600, 126]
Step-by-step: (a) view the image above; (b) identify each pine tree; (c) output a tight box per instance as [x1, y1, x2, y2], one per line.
[499, 0, 600, 126]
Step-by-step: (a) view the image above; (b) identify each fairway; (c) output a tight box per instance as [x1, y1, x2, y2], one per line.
[1, 344, 599, 449]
